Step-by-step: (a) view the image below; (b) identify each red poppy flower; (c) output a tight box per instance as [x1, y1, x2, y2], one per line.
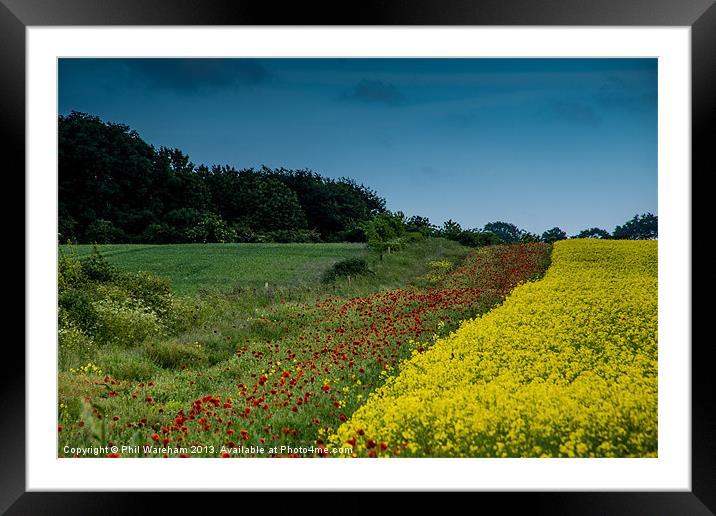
[151, 433, 160, 442]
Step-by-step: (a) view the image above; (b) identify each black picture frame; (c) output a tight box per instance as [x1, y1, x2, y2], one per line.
[5, 0, 712, 513]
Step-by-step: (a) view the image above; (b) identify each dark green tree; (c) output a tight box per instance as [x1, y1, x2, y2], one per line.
[482, 221, 522, 243]
[612, 213, 658, 240]
[58, 112, 390, 243]
[155, 148, 212, 215]
[541, 227, 567, 243]
[440, 219, 463, 241]
[203, 166, 307, 231]
[456, 229, 502, 247]
[575, 227, 611, 239]
[405, 215, 437, 237]
[267, 168, 385, 240]
[518, 231, 542, 243]
[59, 111, 158, 241]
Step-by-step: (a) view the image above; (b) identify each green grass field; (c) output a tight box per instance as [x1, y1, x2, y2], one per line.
[60, 243, 367, 295]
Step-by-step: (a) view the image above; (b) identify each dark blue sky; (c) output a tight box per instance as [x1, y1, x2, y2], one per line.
[58, 58, 657, 236]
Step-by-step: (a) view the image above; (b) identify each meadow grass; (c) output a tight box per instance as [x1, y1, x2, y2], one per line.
[60, 243, 368, 295]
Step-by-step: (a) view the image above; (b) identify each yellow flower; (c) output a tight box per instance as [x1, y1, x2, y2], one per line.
[330, 240, 657, 458]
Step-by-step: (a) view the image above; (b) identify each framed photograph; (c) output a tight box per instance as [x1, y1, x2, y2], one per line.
[8, 0, 712, 513]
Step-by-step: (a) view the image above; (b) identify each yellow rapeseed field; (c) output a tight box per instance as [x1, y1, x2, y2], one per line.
[331, 239, 657, 457]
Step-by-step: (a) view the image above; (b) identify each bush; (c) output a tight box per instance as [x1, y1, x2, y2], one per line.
[58, 317, 96, 369]
[81, 247, 117, 283]
[143, 340, 207, 369]
[161, 296, 205, 334]
[92, 299, 162, 348]
[405, 231, 424, 243]
[322, 257, 373, 283]
[98, 349, 159, 381]
[58, 250, 85, 291]
[115, 271, 173, 316]
[58, 248, 196, 356]
[59, 289, 99, 334]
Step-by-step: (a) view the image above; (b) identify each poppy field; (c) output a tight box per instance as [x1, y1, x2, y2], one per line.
[331, 240, 658, 458]
[57, 241, 553, 457]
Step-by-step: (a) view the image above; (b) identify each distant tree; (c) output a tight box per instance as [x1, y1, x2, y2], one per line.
[266, 167, 386, 240]
[203, 166, 307, 231]
[58, 112, 390, 244]
[575, 227, 611, 239]
[155, 148, 212, 215]
[456, 229, 502, 247]
[541, 227, 567, 243]
[519, 231, 542, 243]
[406, 215, 437, 237]
[84, 219, 126, 244]
[612, 213, 658, 240]
[440, 219, 463, 241]
[483, 221, 522, 243]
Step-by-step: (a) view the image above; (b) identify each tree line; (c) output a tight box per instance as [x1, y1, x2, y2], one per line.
[360, 212, 658, 257]
[59, 111, 657, 246]
[59, 112, 385, 244]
